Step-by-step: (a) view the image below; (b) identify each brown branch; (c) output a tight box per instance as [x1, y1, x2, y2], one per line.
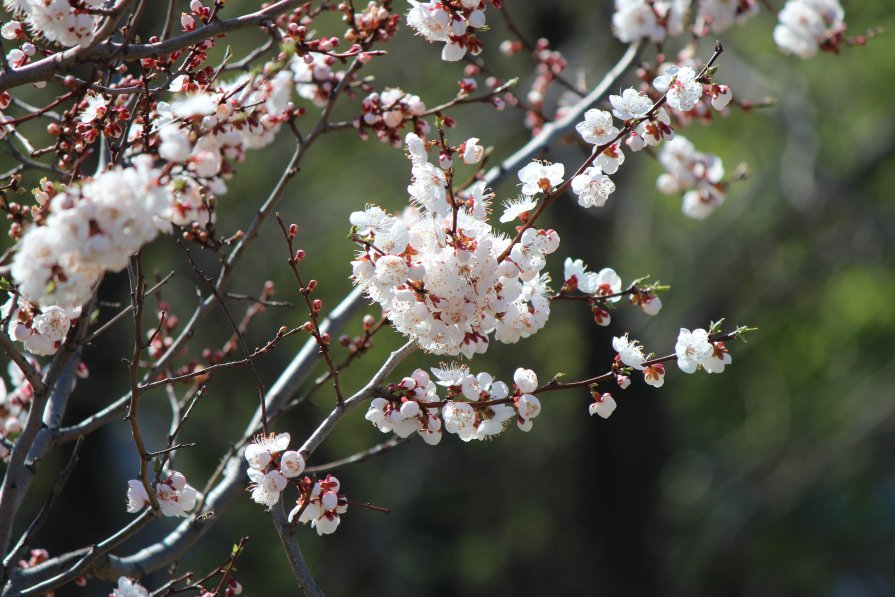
[179, 241, 271, 434]
[276, 215, 344, 404]
[126, 251, 160, 512]
[0, 0, 307, 92]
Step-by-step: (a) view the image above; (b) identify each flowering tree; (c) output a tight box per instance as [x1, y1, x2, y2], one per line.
[0, 0, 870, 594]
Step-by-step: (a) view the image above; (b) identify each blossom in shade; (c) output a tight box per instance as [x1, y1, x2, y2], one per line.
[112, 577, 150, 597]
[702, 341, 732, 373]
[126, 471, 197, 517]
[589, 392, 617, 418]
[643, 363, 666, 388]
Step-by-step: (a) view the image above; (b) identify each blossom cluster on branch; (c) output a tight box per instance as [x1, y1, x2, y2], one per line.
[0, 0, 869, 594]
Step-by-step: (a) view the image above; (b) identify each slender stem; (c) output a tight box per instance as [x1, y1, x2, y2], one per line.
[126, 252, 160, 512]
[276, 215, 344, 405]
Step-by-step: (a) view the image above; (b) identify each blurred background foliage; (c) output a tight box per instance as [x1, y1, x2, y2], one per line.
[3, 0, 895, 595]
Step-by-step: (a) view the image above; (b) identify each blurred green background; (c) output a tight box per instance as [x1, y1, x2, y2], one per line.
[3, 1, 895, 595]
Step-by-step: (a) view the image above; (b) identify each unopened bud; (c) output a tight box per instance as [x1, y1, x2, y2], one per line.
[438, 152, 452, 169]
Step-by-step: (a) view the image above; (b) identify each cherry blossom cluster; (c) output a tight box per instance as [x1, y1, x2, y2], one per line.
[695, 0, 759, 36]
[609, 88, 674, 152]
[0, 361, 34, 456]
[365, 368, 443, 445]
[2, 0, 102, 47]
[366, 365, 543, 442]
[561, 258, 662, 325]
[645, 59, 733, 130]
[288, 474, 349, 536]
[7, 61, 304, 343]
[348, 1, 402, 44]
[351, 133, 558, 357]
[656, 135, 726, 219]
[406, 0, 489, 61]
[774, 0, 845, 58]
[608, 326, 732, 394]
[358, 87, 428, 146]
[11, 156, 171, 309]
[244, 432, 307, 507]
[3, 299, 80, 356]
[292, 52, 342, 108]
[153, 66, 295, 186]
[675, 327, 732, 373]
[126, 471, 198, 518]
[612, 0, 689, 44]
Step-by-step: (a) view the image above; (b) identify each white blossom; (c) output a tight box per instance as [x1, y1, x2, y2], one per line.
[11, 157, 171, 308]
[7, 0, 104, 47]
[575, 109, 619, 145]
[517, 160, 564, 196]
[643, 363, 666, 388]
[702, 342, 732, 373]
[774, 0, 845, 58]
[126, 471, 197, 517]
[696, 0, 759, 34]
[461, 137, 484, 164]
[571, 166, 615, 208]
[126, 480, 150, 514]
[609, 88, 653, 121]
[675, 328, 714, 373]
[288, 475, 347, 535]
[352, 138, 557, 357]
[612, 334, 646, 370]
[657, 136, 726, 219]
[513, 368, 539, 394]
[592, 268, 623, 303]
[612, 0, 689, 43]
[654, 66, 704, 112]
[589, 393, 617, 418]
[112, 577, 150, 597]
[499, 196, 538, 223]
